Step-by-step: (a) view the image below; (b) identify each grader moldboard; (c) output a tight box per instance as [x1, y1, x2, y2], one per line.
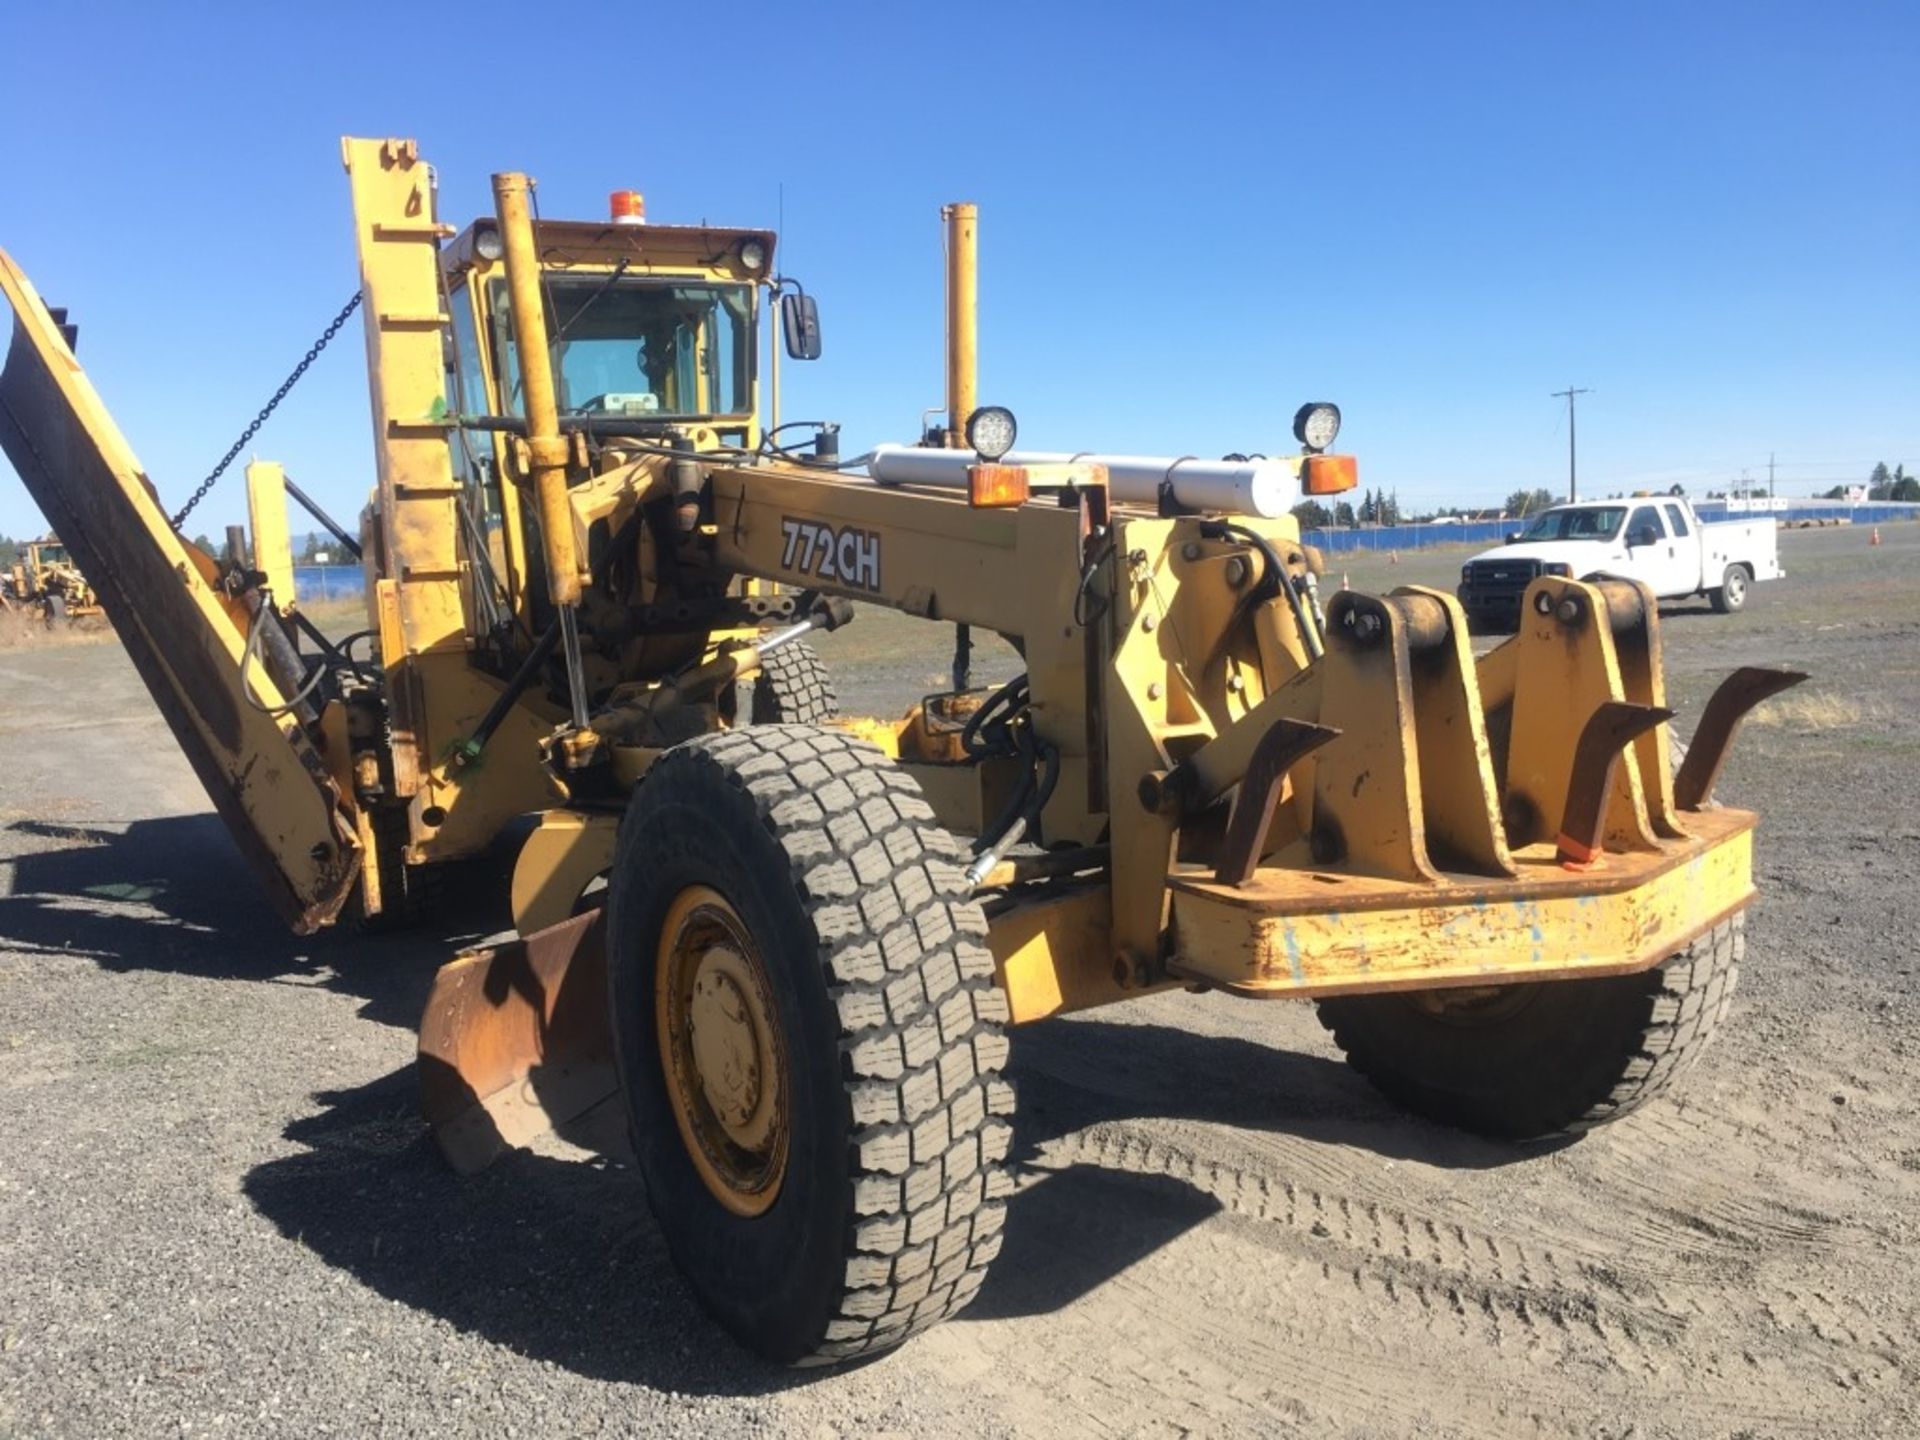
[0, 136, 1801, 1366]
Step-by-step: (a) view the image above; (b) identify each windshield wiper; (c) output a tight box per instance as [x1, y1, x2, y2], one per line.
[549, 257, 632, 351]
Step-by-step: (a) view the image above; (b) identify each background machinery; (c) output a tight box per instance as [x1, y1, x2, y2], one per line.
[0, 136, 1801, 1365]
[3, 534, 101, 624]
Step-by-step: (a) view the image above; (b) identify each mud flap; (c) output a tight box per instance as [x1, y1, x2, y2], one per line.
[0, 248, 359, 931]
[418, 908, 620, 1174]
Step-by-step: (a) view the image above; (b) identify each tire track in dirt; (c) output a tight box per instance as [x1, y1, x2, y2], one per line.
[1004, 1103, 1913, 1435]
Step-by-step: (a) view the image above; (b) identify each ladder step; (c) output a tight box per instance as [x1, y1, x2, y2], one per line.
[377, 310, 450, 329]
[371, 221, 456, 242]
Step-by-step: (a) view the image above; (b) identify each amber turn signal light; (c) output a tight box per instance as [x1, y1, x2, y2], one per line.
[967, 464, 1031, 508]
[1302, 454, 1357, 495]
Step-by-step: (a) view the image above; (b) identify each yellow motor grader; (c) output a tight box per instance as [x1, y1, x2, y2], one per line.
[0, 136, 1800, 1365]
[3, 534, 102, 623]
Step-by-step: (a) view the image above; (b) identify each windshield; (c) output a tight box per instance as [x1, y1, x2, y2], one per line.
[1518, 506, 1626, 542]
[491, 275, 754, 419]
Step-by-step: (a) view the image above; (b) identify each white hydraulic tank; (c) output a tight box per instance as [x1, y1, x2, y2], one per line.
[867, 444, 1299, 518]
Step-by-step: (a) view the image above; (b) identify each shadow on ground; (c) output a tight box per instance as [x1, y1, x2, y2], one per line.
[3, 810, 1542, 1393]
[0, 813, 509, 1030]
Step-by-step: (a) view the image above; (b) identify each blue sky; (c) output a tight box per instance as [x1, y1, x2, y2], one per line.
[1, 1, 1914, 539]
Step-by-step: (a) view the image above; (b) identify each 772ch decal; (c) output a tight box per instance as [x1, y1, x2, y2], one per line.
[779, 517, 882, 593]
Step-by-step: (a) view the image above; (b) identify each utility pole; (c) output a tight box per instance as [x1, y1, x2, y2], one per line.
[1769, 452, 1776, 501]
[1552, 386, 1591, 501]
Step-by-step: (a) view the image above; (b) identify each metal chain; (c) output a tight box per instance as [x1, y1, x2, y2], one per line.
[170, 291, 364, 530]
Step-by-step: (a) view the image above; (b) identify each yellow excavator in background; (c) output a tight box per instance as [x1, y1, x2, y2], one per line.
[0, 136, 1802, 1365]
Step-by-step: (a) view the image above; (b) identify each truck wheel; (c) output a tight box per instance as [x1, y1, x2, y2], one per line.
[43, 593, 67, 627]
[750, 639, 838, 724]
[1315, 916, 1741, 1141]
[607, 725, 1014, 1364]
[1710, 565, 1749, 613]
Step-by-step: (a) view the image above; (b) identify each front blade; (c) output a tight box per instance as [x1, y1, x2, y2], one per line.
[418, 908, 618, 1174]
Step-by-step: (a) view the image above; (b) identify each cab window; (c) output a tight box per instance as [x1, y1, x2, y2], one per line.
[1625, 506, 1666, 545]
[491, 275, 754, 419]
[1663, 502, 1691, 537]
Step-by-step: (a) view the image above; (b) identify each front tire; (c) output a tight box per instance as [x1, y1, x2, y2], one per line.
[607, 725, 1014, 1364]
[1315, 916, 1742, 1140]
[1710, 564, 1749, 613]
[750, 640, 838, 724]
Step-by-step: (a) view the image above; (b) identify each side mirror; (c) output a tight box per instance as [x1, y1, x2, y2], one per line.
[1506, 531, 1523, 544]
[781, 292, 822, 361]
[1627, 526, 1657, 548]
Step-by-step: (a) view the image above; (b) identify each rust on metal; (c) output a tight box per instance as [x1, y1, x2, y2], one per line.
[1673, 666, 1810, 811]
[1214, 717, 1340, 885]
[1168, 807, 1758, 999]
[1555, 701, 1675, 869]
[418, 909, 617, 1174]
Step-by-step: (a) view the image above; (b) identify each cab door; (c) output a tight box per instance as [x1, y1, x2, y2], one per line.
[1622, 504, 1689, 597]
[1661, 502, 1704, 592]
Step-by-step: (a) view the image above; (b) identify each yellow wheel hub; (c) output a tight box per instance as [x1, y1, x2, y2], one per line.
[655, 886, 789, 1216]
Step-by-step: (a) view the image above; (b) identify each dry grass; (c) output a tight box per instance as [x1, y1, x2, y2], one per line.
[1748, 689, 1888, 734]
[0, 608, 116, 650]
[297, 595, 373, 635]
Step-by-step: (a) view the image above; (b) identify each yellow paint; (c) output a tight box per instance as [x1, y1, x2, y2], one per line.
[1168, 809, 1755, 998]
[944, 202, 977, 447]
[511, 809, 619, 937]
[244, 461, 296, 613]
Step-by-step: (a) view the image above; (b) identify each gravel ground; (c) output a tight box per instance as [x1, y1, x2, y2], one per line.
[1, 523, 1916, 1437]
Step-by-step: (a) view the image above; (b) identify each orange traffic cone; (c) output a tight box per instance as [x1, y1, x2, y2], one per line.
[1871, 526, 1882, 546]
[1389, 550, 1399, 565]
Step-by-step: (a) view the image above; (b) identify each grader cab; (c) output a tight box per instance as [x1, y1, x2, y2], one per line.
[0, 136, 1801, 1365]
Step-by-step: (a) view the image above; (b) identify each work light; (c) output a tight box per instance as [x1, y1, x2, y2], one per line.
[965, 405, 1018, 462]
[738, 238, 768, 274]
[474, 226, 504, 262]
[1293, 402, 1342, 454]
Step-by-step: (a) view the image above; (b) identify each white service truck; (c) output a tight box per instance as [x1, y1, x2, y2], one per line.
[1457, 497, 1782, 631]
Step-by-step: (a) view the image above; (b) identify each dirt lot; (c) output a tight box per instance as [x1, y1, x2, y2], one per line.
[1, 524, 1916, 1437]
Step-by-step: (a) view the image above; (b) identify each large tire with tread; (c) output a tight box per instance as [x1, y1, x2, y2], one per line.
[1710, 564, 1749, 613]
[749, 640, 837, 725]
[606, 724, 1014, 1364]
[1315, 915, 1742, 1140]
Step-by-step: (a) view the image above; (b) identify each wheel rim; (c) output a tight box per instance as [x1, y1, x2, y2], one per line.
[1728, 571, 1746, 604]
[654, 885, 790, 1217]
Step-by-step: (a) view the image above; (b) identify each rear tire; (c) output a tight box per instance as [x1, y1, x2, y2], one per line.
[1315, 916, 1742, 1140]
[607, 725, 1014, 1364]
[44, 593, 67, 627]
[1710, 564, 1749, 613]
[750, 640, 837, 725]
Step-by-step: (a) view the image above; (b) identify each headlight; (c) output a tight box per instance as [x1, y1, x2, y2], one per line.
[965, 405, 1018, 462]
[738, 238, 768, 274]
[1541, 562, 1572, 577]
[474, 226, 504, 263]
[1292, 401, 1342, 453]
[1461, 565, 1473, 582]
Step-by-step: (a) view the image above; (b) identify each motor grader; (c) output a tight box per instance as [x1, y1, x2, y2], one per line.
[2, 534, 101, 624]
[0, 136, 1800, 1366]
